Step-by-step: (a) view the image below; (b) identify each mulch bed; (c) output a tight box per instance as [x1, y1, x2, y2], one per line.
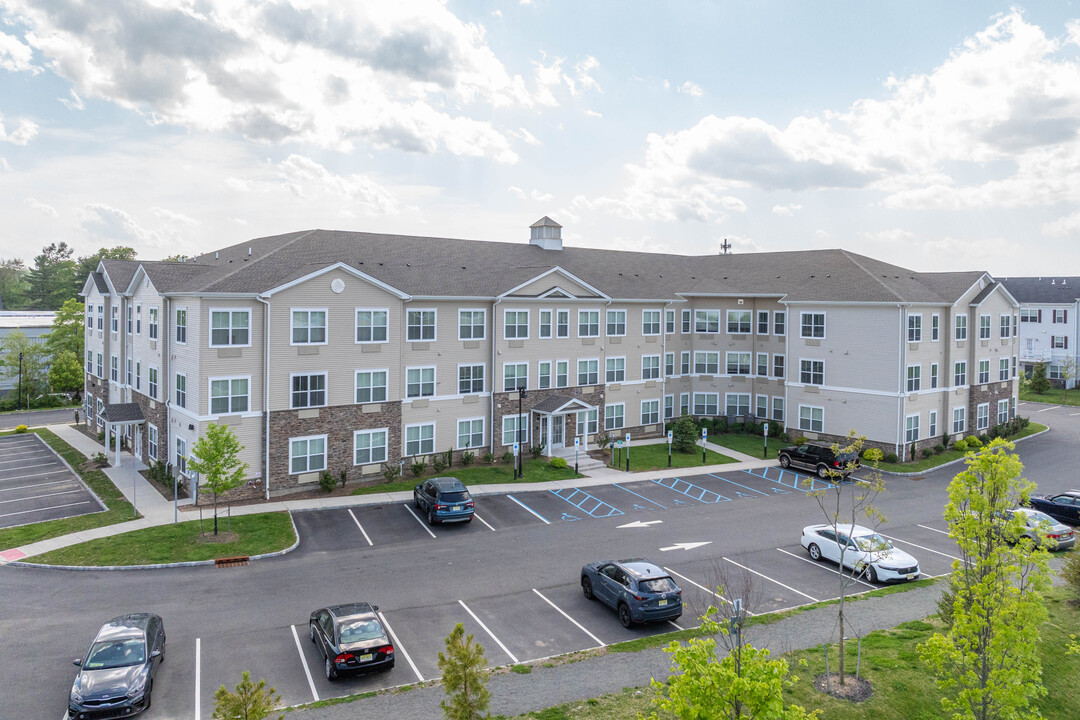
[813, 673, 873, 702]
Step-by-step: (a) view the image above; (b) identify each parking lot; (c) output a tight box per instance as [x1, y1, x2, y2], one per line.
[0, 433, 104, 530]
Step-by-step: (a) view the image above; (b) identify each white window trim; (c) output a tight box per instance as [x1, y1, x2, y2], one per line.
[976, 402, 990, 430]
[148, 307, 159, 340]
[355, 368, 390, 404]
[726, 309, 752, 335]
[774, 311, 786, 336]
[110, 354, 119, 383]
[954, 314, 968, 342]
[931, 313, 940, 342]
[663, 394, 675, 419]
[577, 357, 599, 386]
[555, 358, 570, 388]
[111, 305, 119, 334]
[208, 375, 253, 416]
[456, 307, 487, 341]
[355, 307, 390, 344]
[209, 307, 252, 348]
[175, 307, 189, 345]
[771, 396, 785, 422]
[929, 410, 938, 437]
[799, 311, 827, 340]
[605, 356, 626, 383]
[952, 407, 966, 434]
[405, 365, 437, 399]
[289, 371, 328, 409]
[756, 352, 769, 377]
[605, 309, 627, 337]
[175, 372, 187, 408]
[641, 354, 661, 380]
[503, 308, 530, 340]
[502, 361, 529, 392]
[456, 362, 485, 395]
[406, 308, 438, 343]
[538, 309, 553, 339]
[725, 392, 752, 417]
[906, 363, 921, 393]
[147, 424, 158, 462]
[148, 365, 159, 399]
[681, 309, 692, 334]
[695, 309, 721, 334]
[353, 428, 389, 466]
[757, 310, 770, 335]
[642, 309, 662, 336]
[555, 309, 570, 338]
[604, 402, 625, 431]
[404, 422, 436, 456]
[640, 399, 660, 425]
[905, 413, 921, 443]
[537, 360, 552, 389]
[694, 392, 719, 416]
[455, 417, 486, 451]
[908, 313, 923, 342]
[798, 404, 825, 432]
[726, 351, 752, 376]
[577, 309, 600, 338]
[290, 307, 329, 346]
[772, 353, 785, 379]
[501, 414, 529, 446]
[289, 433, 328, 475]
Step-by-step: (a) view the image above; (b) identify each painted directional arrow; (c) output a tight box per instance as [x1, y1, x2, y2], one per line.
[660, 541, 712, 552]
[617, 520, 663, 529]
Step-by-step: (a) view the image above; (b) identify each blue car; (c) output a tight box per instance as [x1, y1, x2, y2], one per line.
[581, 559, 683, 627]
[413, 477, 475, 525]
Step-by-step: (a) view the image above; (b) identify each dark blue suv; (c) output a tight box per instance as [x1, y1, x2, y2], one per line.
[413, 477, 475, 525]
[581, 559, 683, 627]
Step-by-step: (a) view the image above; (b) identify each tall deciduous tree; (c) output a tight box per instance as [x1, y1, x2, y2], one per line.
[187, 423, 249, 535]
[437, 623, 491, 720]
[44, 297, 86, 360]
[27, 242, 78, 310]
[0, 330, 48, 407]
[75, 246, 137, 284]
[211, 671, 282, 720]
[48, 349, 83, 394]
[0, 258, 30, 309]
[919, 439, 1050, 720]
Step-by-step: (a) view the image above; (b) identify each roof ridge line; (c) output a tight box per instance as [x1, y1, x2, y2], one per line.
[838, 249, 905, 302]
[193, 229, 321, 292]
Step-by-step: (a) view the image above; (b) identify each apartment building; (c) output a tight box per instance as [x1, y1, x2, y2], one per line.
[998, 277, 1080, 388]
[81, 218, 1020, 500]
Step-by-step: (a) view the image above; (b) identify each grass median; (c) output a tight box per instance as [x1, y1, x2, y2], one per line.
[28, 512, 295, 566]
[0, 428, 137, 551]
[606, 442, 735, 471]
[876, 422, 1047, 473]
[352, 457, 583, 495]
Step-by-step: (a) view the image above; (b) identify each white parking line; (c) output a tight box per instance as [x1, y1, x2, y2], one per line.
[507, 495, 551, 524]
[290, 624, 319, 702]
[347, 509, 373, 546]
[194, 637, 201, 720]
[662, 566, 744, 612]
[0, 479, 70, 493]
[0, 500, 92, 519]
[0, 489, 82, 505]
[0, 450, 46, 460]
[378, 611, 424, 682]
[1070, 412, 1080, 416]
[402, 504, 437, 539]
[1035, 405, 1060, 413]
[776, 548, 876, 589]
[473, 513, 496, 532]
[0, 469, 68, 482]
[668, 620, 684, 631]
[0, 461, 59, 472]
[722, 557, 819, 602]
[458, 600, 519, 664]
[878, 533, 961, 562]
[531, 588, 606, 647]
[917, 524, 951, 537]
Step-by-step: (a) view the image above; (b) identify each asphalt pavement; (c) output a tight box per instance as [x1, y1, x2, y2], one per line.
[0, 407, 79, 430]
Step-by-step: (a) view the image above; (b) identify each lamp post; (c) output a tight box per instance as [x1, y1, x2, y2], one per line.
[17, 352, 23, 414]
[517, 387, 527, 478]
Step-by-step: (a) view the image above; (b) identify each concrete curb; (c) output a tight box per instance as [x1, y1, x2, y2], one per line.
[877, 426, 1050, 477]
[7, 510, 300, 571]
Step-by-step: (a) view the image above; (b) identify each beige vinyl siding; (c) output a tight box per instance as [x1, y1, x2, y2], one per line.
[401, 299, 491, 400]
[199, 299, 262, 416]
[511, 272, 596, 298]
[169, 298, 201, 408]
[401, 397, 487, 456]
[129, 278, 164, 401]
[200, 417, 263, 477]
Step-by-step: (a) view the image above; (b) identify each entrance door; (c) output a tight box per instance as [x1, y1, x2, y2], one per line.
[551, 415, 565, 448]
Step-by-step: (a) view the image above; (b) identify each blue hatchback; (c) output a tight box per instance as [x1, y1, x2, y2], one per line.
[581, 559, 683, 627]
[413, 477, 475, 525]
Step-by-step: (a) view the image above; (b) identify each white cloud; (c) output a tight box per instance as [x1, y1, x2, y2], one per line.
[771, 203, 802, 216]
[0, 31, 36, 72]
[532, 53, 602, 106]
[78, 203, 188, 249]
[23, 197, 57, 216]
[0, 114, 37, 145]
[511, 127, 540, 145]
[584, 109, 602, 118]
[507, 185, 552, 202]
[1043, 211, 1080, 238]
[677, 81, 702, 97]
[59, 89, 84, 111]
[507, 186, 525, 199]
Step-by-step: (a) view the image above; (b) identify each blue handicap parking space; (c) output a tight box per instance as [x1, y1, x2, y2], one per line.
[549, 487, 623, 518]
[702, 473, 770, 500]
[651, 477, 731, 504]
[740, 466, 831, 492]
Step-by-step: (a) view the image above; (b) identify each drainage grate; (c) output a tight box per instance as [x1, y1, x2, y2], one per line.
[911, 476, 926, 482]
[214, 555, 250, 568]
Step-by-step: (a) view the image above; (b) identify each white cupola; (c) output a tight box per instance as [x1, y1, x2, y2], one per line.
[529, 216, 563, 250]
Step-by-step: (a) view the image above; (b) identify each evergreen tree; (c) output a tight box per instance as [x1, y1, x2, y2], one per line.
[27, 242, 78, 310]
[1029, 362, 1051, 394]
[671, 414, 699, 453]
[438, 623, 491, 720]
[212, 671, 282, 720]
[0, 258, 30, 309]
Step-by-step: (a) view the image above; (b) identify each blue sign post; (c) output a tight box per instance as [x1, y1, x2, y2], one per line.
[667, 430, 673, 468]
[701, 427, 708, 464]
[625, 433, 631, 471]
[574, 436, 580, 475]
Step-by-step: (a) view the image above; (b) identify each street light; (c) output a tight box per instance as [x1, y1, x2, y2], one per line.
[517, 387, 527, 479]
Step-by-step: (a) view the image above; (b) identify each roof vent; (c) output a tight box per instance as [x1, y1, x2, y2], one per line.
[248, 247, 252, 256]
[1052, 279, 1056, 285]
[529, 216, 562, 251]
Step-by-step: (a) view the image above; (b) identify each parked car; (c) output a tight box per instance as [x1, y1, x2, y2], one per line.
[801, 524, 920, 583]
[1002, 507, 1076, 551]
[309, 603, 394, 680]
[1028, 490, 1080, 526]
[413, 477, 475, 525]
[777, 443, 860, 479]
[581, 558, 683, 627]
[68, 613, 165, 719]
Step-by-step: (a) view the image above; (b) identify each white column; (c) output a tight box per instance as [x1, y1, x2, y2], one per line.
[113, 423, 120, 467]
[545, 414, 552, 456]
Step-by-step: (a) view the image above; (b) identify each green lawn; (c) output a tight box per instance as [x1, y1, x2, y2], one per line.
[30, 512, 295, 566]
[352, 457, 583, 495]
[708, 432, 787, 459]
[0, 428, 137, 551]
[876, 422, 1047, 473]
[607, 442, 735, 471]
[1021, 386, 1080, 406]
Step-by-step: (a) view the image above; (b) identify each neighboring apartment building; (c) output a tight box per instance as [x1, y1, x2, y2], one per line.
[81, 218, 1020, 501]
[998, 277, 1080, 388]
[0, 310, 56, 398]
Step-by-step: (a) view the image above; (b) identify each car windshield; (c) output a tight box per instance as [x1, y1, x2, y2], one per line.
[853, 533, 891, 552]
[440, 491, 469, 502]
[638, 577, 678, 594]
[339, 619, 383, 644]
[84, 639, 146, 669]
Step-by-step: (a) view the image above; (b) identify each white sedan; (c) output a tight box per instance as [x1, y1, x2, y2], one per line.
[801, 524, 920, 583]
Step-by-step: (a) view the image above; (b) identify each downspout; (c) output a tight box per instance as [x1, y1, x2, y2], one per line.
[257, 295, 271, 501]
[662, 301, 673, 422]
[490, 298, 501, 456]
[897, 304, 906, 461]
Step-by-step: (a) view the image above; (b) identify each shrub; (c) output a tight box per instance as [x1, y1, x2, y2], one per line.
[482, 452, 495, 464]
[920, 448, 933, 459]
[883, 452, 899, 464]
[671, 415, 698, 453]
[97, 430, 105, 442]
[529, 444, 545, 458]
[318, 471, 336, 493]
[147, 460, 170, 483]
[14, 424, 28, 433]
[461, 451, 475, 466]
[411, 459, 427, 477]
[1062, 552, 1080, 605]
[339, 469, 348, 488]
[1029, 362, 1051, 394]
[934, 444, 946, 454]
[953, 438, 969, 452]
[549, 456, 568, 469]
[92, 451, 108, 467]
[501, 451, 515, 465]
[793, 436, 808, 446]
[965, 435, 983, 449]
[432, 456, 448, 473]
[444, 449, 454, 469]
[382, 464, 401, 483]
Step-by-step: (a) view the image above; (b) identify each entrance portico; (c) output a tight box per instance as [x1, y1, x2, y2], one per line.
[100, 402, 146, 468]
[531, 395, 595, 456]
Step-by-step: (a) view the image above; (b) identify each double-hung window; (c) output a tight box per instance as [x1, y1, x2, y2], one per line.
[85, 306, 92, 328]
[126, 303, 132, 334]
[773, 354, 785, 378]
[800, 359, 824, 385]
[96, 305, 103, 331]
[291, 310, 327, 344]
[954, 315, 967, 341]
[291, 373, 326, 408]
[605, 357, 625, 383]
[356, 309, 389, 343]
[799, 405, 824, 432]
[110, 355, 119, 382]
[906, 364, 921, 392]
[290, 435, 326, 474]
[954, 361, 967, 387]
[578, 310, 599, 337]
[694, 351, 719, 374]
[726, 352, 751, 375]
[210, 377, 249, 414]
[539, 310, 552, 338]
[681, 309, 692, 333]
[176, 437, 187, 476]
[504, 310, 529, 339]
[147, 425, 158, 461]
[641, 400, 659, 425]
[680, 351, 691, 375]
[976, 403, 990, 430]
[457, 419, 484, 450]
[126, 359, 133, 386]
[458, 364, 484, 394]
[148, 367, 158, 399]
[929, 410, 938, 437]
[86, 350, 93, 374]
[664, 395, 674, 419]
[538, 361, 551, 389]
[800, 312, 825, 338]
[642, 310, 661, 335]
[458, 309, 485, 340]
[931, 314, 940, 341]
[96, 353, 103, 378]
[1054, 308, 1067, 323]
[175, 373, 186, 408]
[664, 352, 675, 377]
[577, 408, 598, 435]
[1051, 335, 1067, 349]
[502, 415, 528, 445]
[999, 358, 1010, 381]
[406, 367, 435, 398]
[757, 311, 769, 335]
[556, 310, 569, 338]
[695, 310, 720, 333]
[997, 399, 1010, 425]
[641, 355, 660, 380]
[406, 309, 436, 341]
[979, 315, 991, 340]
[905, 415, 920, 443]
[756, 395, 768, 418]
[356, 370, 388, 403]
[978, 360, 990, 384]
[354, 429, 387, 465]
[999, 314, 1011, 338]
[908, 314, 922, 342]
[606, 309, 626, 336]
[135, 305, 141, 335]
[503, 362, 528, 391]
[756, 352, 768, 377]
[148, 308, 158, 340]
[175, 308, 187, 344]
[726, 393, 751, 416]
[406, 424, 435, 456]
[772, 397, 785, 422]
[694, 392, 719, 415]
[665, 310, 676, 334]
[135, 362, 141, 391]
[930, 362, 939, 389]
[774, 311, 786, 335]
[604, 403, 625, 430]
[211, 310, 249, 346]
[555, 360, 569, 388]
[726, 310, 751, 334]
[111, 306, 118, 333]
[577, 359, 598, 385]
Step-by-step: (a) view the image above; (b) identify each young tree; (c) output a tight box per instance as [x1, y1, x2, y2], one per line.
[0, 258, 30, 309]
[648, 605, 817, 720]
[804, 432, 884, 687]
[212, 670, 282, 720]
[48, 349, 83, 394]
[919, 438, 1050, 720]
[44, 297, 85, 360]
[187, 423, 249, 535]
[437, 622, 491, 720]
[0, 330, 48, 407]
[27, 242, 78, 310]
[1028, 361, 1051, 394]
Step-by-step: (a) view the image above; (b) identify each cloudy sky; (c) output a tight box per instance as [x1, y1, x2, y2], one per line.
[1, 1, 1079, 276]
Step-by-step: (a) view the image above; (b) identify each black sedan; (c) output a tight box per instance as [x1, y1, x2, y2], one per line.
[413, 477, 475, 525]
[68, 613, 165, 719]
[1028, 490, 1080, 526]
[309, 603, 394, 680]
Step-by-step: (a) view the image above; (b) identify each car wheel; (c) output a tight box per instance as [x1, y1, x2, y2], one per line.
[816, 464, 830, 479]
[865, 565, 878, 583]
[582, 576, 594, 600]
[807, 543, 822, 561]
[779, 455, 791, 469]
[325, 657, 338, 681]
[618, 603, 633, 628]
[427, 508, 436, 525]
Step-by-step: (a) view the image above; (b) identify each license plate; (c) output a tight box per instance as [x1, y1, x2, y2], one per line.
[658, 599, 668, 606]
[452, 506, 461, 511]
[359, 653, 373, 663]
[907, 574, 915, 580]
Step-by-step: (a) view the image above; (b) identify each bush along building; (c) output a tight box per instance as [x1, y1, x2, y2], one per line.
[80, 218, 1020, 502]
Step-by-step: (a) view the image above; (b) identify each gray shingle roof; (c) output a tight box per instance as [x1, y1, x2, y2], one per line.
[999, 277, 1080, 304]
[101, 403, 145, 423]
[91, 272, 108, 294]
